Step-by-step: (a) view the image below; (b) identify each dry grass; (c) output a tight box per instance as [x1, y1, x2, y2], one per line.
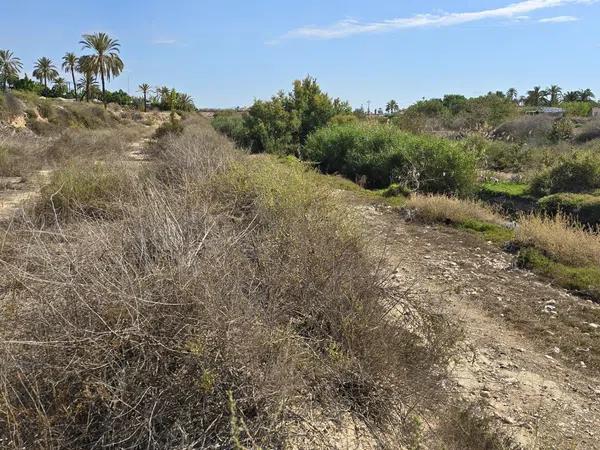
[516, 213, 600, 267]
[407, 194, 505, 226]
[31, 160, 134, 224]
[0, 123, 456, 449]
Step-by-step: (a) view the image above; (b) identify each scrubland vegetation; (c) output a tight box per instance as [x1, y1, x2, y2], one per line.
[0, 118, 495, 448]
[211, 77, 600, 301]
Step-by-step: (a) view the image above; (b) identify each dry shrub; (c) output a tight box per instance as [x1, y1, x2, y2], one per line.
[0, 123, 455, 448]
[32, 161, 134, 224]
[407, 194, 504, 225]
[492, 115, 554, 144]
[0, 132, 46, 178]
[43, 127, 146, 163]
[516, 213, 600, 267]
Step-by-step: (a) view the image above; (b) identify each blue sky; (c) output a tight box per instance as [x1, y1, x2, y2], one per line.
[2, 0, 599, 109]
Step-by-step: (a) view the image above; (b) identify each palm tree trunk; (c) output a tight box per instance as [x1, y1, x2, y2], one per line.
[71, 68, 78, 101]
[143, 93, 147, 112]
[100, 65, 106, 109]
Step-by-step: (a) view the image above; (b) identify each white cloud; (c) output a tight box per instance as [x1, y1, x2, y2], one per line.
[279, 0, 596, 40]
[152, 39, 177, 45]
[538, 15, 579, 21]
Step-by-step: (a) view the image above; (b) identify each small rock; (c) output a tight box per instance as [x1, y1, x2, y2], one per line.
[501, 416, 516, 425]
[580, 361, 587, 369]
[589, 323, 599, 330]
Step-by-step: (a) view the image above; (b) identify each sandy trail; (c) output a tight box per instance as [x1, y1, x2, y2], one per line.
[355, 201, 600, 449]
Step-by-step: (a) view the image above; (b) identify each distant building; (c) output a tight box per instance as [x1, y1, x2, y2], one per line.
[593, 107, 600, 118]
[524, 107, 565, 118]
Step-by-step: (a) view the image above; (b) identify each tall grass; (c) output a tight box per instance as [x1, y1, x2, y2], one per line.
[516, 213, 600, 267]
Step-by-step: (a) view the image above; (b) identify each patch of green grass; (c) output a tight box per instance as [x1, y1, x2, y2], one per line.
[457, 219, 515, 244]
[518, 247, 600, 300]
[479, 181, 530, 198]
[538, 193, 600, 226]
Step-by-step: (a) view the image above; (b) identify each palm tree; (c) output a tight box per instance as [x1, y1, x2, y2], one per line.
[177, 92, 195, 111]
[76, 55, 97, 102]
[563, 90, 581, 102]
[80, 32, 124, 108]
[580, 89, 595, 102]
[62, 52, 79, 100]
[53, 77, 67, 92]
[385, 99, 399, 115]
[0, 50, 23, 91]
[525, 86, 548, 107]
[506, 88, 518, 102]
[547, 85, 562, 106]
[138, 83, 151, 112]
[32, 57, 59, 88]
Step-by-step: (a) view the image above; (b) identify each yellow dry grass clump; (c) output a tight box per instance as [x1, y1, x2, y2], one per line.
[516, 213, 600, 267]
[406, 194, 504, 225]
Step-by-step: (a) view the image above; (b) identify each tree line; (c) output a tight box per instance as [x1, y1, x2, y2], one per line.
[0, 33, 195, 111]
[382, 86, 596, 117]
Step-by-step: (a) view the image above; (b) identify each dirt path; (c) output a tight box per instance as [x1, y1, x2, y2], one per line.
[354, 201, 600, 449]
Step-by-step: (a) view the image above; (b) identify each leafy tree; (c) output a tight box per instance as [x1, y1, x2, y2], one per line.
[442, 95, 468, 115]
[32, 57, 59, 88]
[138, 83, 151, 112]
[244, 76, 351, 154]
[525, 86, 548, 107]
[104, 89, 133, 106]
[385, 99, 399, 115]
[62, 52, 79, 100]
[547, 85, 562, 106]
[80, 32, 124, 108]
[0, 49, 23, 91]
[12, 75, 43, 93]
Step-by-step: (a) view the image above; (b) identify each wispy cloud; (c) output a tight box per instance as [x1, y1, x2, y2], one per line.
[538, 15, 579, 21]
[152, 39, 177, 45]
[278, 0, 595, 41]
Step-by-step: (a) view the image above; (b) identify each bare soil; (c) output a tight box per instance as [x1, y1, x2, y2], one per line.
[352, 199, 600, 449]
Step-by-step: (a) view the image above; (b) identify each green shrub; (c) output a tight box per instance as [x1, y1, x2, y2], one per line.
[530, 151, 600, 196]
[304, 123, 477, 194]
[154, 120, 184, 139]
[243, 77, 351, 154]
[549, 118, 574, 143]
[538, 193, 600, 226]
[562, 101, 593, 118]
[211, 113, 249, 147]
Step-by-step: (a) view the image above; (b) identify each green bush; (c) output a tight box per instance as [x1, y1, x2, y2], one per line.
[303, 123, 477, 194]
[154, 120, 184, 139]
[562, 101, 593, 118]
[538, 193, 600, 226]
[243, 77, 352, 154]
[549, 118, 574, 143]
[211, 112, 249, 147]
[530, 151, 600, 196]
